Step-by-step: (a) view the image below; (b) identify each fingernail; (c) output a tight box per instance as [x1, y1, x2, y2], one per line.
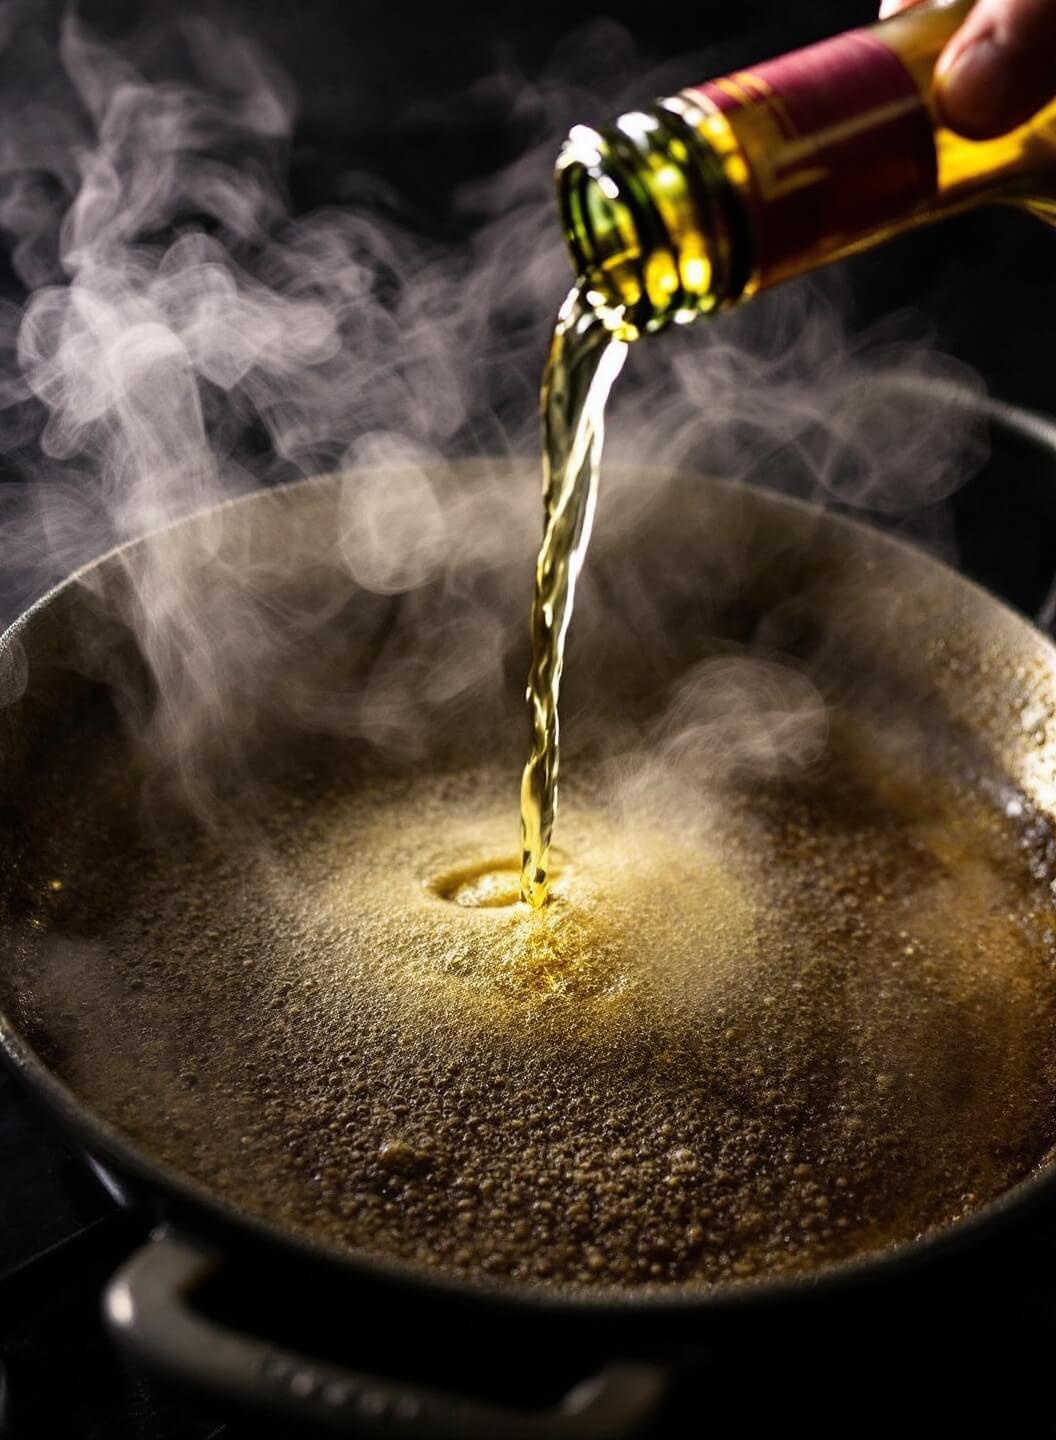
[878, 1, 903, 18]
[936, 36, 1011, 136]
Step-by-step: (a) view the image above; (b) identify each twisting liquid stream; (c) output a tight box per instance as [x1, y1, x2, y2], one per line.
[519, 283, 628, 907]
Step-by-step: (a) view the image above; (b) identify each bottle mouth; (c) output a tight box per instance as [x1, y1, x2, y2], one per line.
[556, 107, 749, 337]
[557, 124, 652, 335]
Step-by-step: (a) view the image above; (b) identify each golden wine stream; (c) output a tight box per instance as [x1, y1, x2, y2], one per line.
[519, 284, 627, 906]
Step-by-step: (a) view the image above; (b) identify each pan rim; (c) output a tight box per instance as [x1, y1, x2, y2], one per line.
[4, 457, 1056, 1318]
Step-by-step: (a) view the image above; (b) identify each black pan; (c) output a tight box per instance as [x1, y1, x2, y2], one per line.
[4, 391, 1056, 1436]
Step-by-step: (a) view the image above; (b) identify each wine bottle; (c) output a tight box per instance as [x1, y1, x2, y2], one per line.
[558, 0, 1055, 337]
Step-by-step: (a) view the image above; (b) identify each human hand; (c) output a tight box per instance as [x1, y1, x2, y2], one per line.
[879, 0, 1056, 139]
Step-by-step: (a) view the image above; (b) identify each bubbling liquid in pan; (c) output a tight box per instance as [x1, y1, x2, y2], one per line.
[11, 723, 1056, 1290]
[8, 292, 1056, 1289]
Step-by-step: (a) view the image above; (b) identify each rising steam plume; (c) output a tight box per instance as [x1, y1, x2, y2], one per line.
[0, 2, 989, 803]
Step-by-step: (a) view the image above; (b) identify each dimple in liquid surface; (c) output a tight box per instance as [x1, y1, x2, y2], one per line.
[518, 284, 628, 907]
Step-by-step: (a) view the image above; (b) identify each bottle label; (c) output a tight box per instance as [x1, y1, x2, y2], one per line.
[689, 30, 938, 283]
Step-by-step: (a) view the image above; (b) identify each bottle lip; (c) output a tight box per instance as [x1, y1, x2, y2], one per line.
[556, 105, 749, 336]
[556, 118, 674, 337]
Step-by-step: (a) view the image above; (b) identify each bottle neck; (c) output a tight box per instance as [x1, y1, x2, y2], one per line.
[557, 1, 1009, 337]
[556, 106, 751, 339]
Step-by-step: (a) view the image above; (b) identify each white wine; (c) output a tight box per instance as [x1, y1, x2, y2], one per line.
[519, 286, 626, 907]
[519, 0, 1056, 906]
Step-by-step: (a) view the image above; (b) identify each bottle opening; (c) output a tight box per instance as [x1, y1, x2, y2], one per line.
[557, 125, 646, 328]
[556, 109, 748, 335]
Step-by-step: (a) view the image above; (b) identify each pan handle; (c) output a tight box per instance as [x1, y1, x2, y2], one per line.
[103, 1228, 669, 1439]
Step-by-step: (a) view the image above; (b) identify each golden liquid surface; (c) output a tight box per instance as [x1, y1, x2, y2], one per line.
[9, 723, 1056, 1292]
[519, 285, 627, 906]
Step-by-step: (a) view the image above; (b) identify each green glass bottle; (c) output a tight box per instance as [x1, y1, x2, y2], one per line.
[558, 0, 1056, 338]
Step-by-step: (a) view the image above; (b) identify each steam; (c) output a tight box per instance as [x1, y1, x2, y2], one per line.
[0, 5, 989, 807]
[656, 657, 828, 781]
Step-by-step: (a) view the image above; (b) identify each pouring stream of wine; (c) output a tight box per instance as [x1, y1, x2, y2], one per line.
[519, 284, 629, 907]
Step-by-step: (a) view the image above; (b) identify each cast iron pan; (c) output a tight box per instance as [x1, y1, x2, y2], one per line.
[3, 389, 1056, 1435]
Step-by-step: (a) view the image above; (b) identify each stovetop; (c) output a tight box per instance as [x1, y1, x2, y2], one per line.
[0, 1069, 230, 1439]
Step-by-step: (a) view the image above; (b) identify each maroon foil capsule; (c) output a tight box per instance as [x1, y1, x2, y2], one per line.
[690, 30, 939, 284]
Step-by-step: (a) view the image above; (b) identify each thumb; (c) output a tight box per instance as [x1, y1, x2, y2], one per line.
[935, 0, 1056, 139]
